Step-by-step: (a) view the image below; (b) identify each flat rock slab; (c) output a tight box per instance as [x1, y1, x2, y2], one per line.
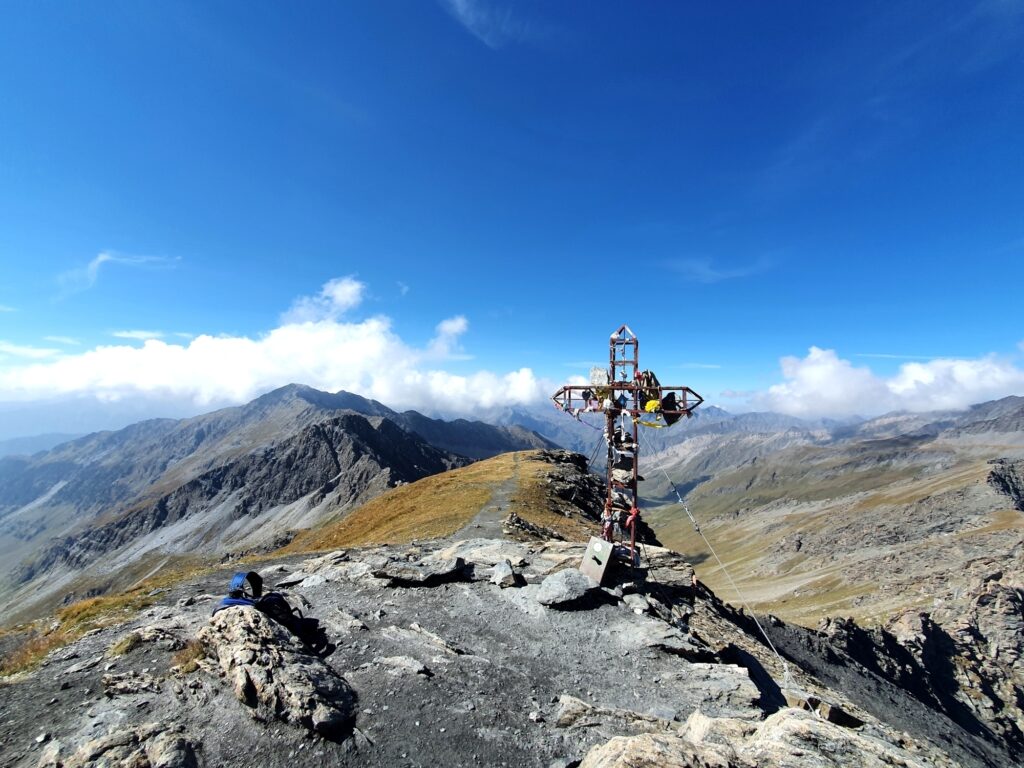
[437, 538, 531, 568]
[371, 556, 469, 587]
[198, 606, 356, 741]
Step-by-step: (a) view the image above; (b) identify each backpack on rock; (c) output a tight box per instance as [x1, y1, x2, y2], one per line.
[213, 570, 334, 657]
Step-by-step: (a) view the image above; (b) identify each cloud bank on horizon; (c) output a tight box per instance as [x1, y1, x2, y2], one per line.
[749, 346, 1024, 418]
[0, 277, 545, 417]
[0, 276, 1022, 423]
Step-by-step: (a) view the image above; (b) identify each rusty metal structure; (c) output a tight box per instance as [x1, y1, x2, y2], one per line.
[550, 324, 703, 563]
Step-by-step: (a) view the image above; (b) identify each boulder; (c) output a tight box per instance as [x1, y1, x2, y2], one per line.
[197, 606, 356, 740]
[536, 569, 599, 608]
[490, 559, 522, 588]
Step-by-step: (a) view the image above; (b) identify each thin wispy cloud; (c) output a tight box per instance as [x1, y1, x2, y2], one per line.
[111, 330, 166, 341]
[0, 341, 61, 360]
[57, 252, 180, 297]
[439, 0, 537, 49]
[43, 336, 81, 346]
[666, 257, 772, 284]
[762, 2, 1024, 198]
[397, 281, 410, 297]
[0, 305, 15, 313]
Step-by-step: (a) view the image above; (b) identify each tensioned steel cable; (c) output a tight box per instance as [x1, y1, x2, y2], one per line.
[637, 428, 792, 686]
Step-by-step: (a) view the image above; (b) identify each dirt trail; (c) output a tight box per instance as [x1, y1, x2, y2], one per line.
[450, 452, 521, 540]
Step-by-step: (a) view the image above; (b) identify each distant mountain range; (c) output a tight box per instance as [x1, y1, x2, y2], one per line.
[3, 384, 1023, 627]
[0, 384, 555, 622]
[644, 395, 1024, 627]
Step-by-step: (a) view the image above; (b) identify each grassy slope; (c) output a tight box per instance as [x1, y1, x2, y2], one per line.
[284, 450, 596, 552]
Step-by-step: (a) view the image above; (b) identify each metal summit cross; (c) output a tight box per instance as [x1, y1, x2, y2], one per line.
[550, 324, 703, 564]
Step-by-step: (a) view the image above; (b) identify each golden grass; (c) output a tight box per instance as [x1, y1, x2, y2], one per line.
[171, 639, 206, 674]
[506, 459, 597, 541]
[107, 631, 143, 658]
[283, 450, 601, 553]
[284, 453, 523, 552]
[957, 507, 1024, 536]
[0, 556, 214, 676]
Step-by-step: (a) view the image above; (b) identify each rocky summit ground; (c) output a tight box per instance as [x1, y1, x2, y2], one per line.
[0, 533, 1016, 768]
[0, 448, 1020, 767]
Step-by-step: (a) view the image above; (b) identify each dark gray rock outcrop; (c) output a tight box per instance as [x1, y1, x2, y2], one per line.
[988, 458, 1024, 511]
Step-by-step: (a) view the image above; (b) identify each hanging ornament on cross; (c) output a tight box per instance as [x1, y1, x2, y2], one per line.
[550, 324, 704, 563]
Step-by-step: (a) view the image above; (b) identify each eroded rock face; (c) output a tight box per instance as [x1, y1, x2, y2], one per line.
[197, 606, 356, 740]
[819, 569, 1024, 755]
[580, 708, 951, 768]
[40, 723, 198, 768]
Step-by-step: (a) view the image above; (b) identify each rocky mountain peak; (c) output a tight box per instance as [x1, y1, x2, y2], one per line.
[1, 533, 1002, 767]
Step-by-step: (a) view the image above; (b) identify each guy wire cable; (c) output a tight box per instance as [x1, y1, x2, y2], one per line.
[636, 429, 792, 686]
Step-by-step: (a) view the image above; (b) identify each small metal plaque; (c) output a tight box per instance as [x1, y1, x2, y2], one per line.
[580, 536, 612, 584]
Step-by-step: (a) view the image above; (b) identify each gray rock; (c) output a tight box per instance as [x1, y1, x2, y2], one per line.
[614, 614, 713, 660]
[536, 569, 599, 608]
[368, 655, 432, 677]
[198, 606, 356, 740]
[58, 655, 104, 677]
[490, 559, 522, 588]
[437, 538, 531, 568]
[372, 556, 468, 587]
[623, 593, 650, 614]
[102, 672, 161, 697]
[59, 723, 197, 768]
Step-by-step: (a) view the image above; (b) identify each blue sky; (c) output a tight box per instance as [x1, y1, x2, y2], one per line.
[1, 1, 1023, 435]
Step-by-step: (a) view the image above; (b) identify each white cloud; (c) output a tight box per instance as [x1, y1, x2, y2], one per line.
[43, 336, 81, 346]
[57, 251, 179, 296]
[428, 315, 472, 360]
[397, 281, 410, 296]
[0, 341, 61, 360]
[281, 276, 365, 324]
[111, 330, 165, 341]
[755, 346, 1024, 417]
[0, 305, 15, 312]
[0, 283, 547, 417]
[439, 0, 536, 49]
